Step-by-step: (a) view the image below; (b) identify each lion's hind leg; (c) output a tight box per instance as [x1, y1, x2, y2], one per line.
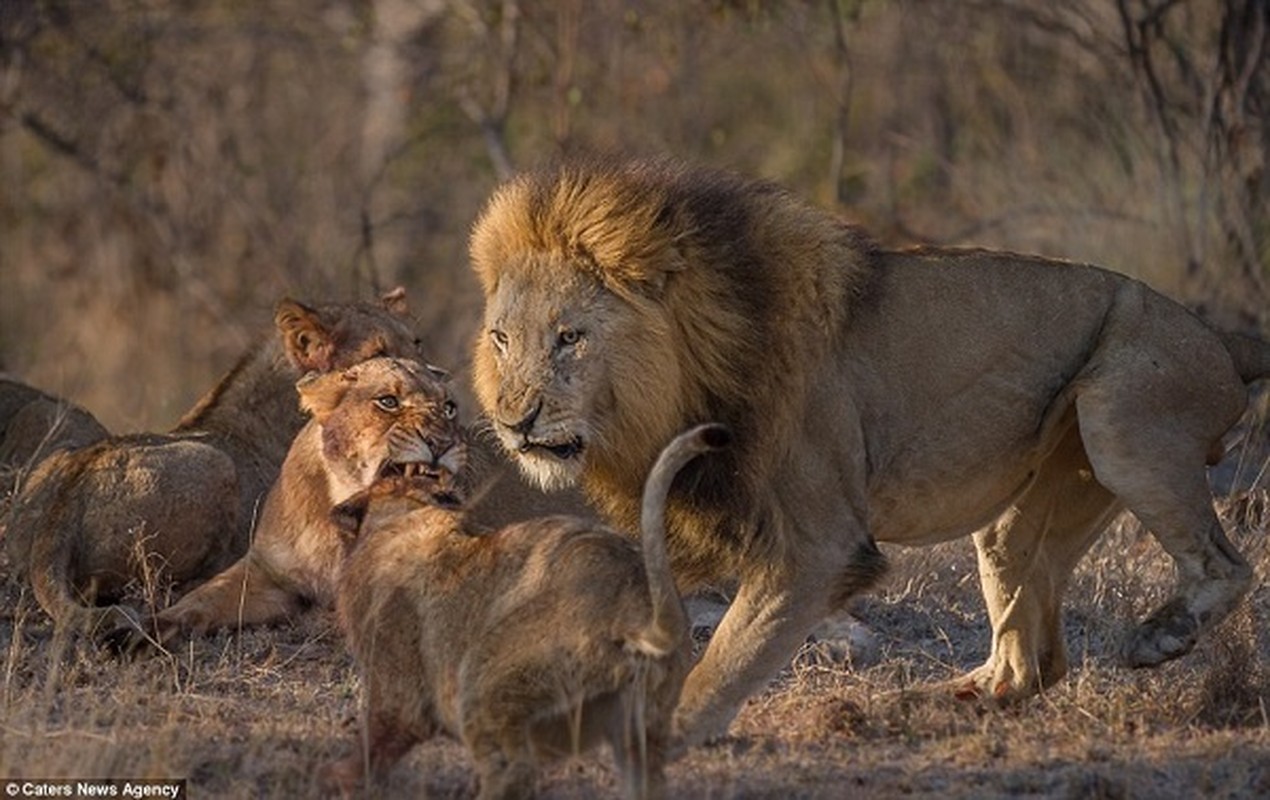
[961, 424, 1119, 701]
[603, 684, 672, 800]
[1073, 309, 1254, 669]
[1087, 458, 1251, 668]
[322, 709, 426, 797]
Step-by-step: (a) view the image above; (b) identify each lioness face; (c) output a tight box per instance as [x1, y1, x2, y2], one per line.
[299, 357, 466, 502]
[474, 268, 646, 491]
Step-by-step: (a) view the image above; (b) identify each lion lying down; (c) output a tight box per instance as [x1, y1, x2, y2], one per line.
[6, 290, 425, 630]
[110, 357, 593, 655]
[323, 423, 729, 800]
[110, 355, 465, 651]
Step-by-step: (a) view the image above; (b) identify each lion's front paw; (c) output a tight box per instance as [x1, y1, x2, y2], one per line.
[945, 662, 1038, 704]
[1122, 598, 1199, 668]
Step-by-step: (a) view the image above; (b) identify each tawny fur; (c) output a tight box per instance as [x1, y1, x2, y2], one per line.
[469, 154, 1268, 745]
[324, 424, 725, 800]
[111, 356, 466, 652]
[4, 290, 425, 630]
[0, 377, 109, 500]
[112, 372, 595, 655]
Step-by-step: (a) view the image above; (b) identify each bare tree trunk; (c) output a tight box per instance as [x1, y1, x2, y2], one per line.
[828, 0, 856, 206]
[553, 0, 581, 148]
[359, 0, 444, 294]
[455, 0, 520, 180]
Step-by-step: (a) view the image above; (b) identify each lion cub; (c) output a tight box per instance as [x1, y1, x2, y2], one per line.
[326, 423, 730, 800]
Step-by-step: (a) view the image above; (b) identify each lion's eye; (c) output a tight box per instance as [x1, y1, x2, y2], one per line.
[557, 328, 582, 348]
[489, 329, 508, 353]
[442, 400, 458, 419]
[374, 395, 400, 411]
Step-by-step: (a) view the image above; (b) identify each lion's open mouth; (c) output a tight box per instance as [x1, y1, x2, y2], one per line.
[378, 460, 442, 480]
[380, 460, 467, 509]
[520, 437, 585, 460]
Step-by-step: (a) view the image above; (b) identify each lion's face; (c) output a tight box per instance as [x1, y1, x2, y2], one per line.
[473, 267, 662, 491]
[298, 357, 466, 503]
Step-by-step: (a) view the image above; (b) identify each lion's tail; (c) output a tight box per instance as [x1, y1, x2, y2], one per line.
[631, 423, 731, 658]
[1222, 331, 1270, 382]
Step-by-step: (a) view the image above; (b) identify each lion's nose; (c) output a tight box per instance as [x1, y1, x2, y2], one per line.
[505, 399, 542, 436]
[423, 435, 454, 463]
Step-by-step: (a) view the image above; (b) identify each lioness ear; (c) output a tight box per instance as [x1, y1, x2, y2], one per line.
[380, 286, 410, 316]
[331, 491, 372, 541]
[276, 298, 336, 372]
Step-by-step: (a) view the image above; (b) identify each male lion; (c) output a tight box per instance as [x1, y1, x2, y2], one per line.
[5, 290, 425, 629]
[469, 155, 1270, 746]
[324, 423, 727, 800]
[113, 355, 464, 651]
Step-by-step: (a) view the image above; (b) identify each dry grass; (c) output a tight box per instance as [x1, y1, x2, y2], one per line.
[1, 490, 1266, 798]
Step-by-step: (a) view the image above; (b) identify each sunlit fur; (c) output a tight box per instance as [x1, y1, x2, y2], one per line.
[469, 154, 1266, 747]
[5, 292, 423, 631]
[471, 155, 874, 579]
[324, 424, 726, 800]
[112, 356, 464, 652]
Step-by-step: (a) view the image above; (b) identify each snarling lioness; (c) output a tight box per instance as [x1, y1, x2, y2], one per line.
[324, 424, 726, 800]
[115, 356, 464, 651]
[469, 155, 1270, 746]
[5, 290, 425, 630]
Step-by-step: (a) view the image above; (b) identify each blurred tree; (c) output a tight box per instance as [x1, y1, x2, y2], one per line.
[0, 0, 1264, 430]
[1117, 0, 1268, 321]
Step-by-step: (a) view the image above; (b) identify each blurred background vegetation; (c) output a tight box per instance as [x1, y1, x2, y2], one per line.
[1, 0, 1266, 431]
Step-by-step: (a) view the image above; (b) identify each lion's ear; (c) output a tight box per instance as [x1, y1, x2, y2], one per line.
[380, 286, 410, 316]
[276, 298, 337, 372]
[619, 244, 687, 299]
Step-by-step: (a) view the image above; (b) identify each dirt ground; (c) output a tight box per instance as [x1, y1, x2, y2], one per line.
[1, 497, 1266, 799]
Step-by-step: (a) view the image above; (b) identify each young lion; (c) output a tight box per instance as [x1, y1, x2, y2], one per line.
[115, 356, 465, 650]
[324, 423, 729, 800]
[5, 290, 424, 629]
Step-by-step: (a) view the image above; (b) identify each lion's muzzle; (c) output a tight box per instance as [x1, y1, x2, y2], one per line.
[518, 436, 585, 460]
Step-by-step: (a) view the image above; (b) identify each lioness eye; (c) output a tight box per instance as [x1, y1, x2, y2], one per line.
[442, 400, 458, 419]
[558, 328, 582, 347]
[375, 395, 400, 411]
